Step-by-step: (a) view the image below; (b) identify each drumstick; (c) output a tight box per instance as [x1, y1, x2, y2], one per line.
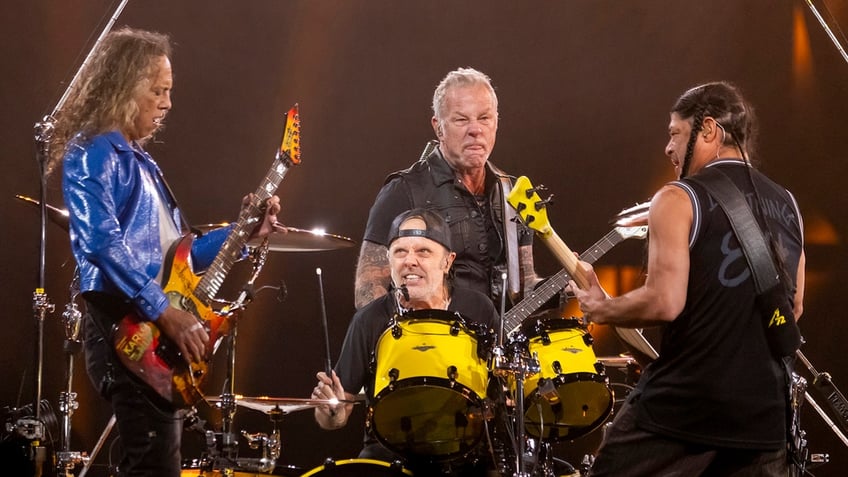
[316, 268, 333, 378]
[316, 268, 337, 417]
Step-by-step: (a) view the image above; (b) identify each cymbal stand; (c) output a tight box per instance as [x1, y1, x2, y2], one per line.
[239, 406, 282, 473]
[490, 274, 539, 477]
[209, 240, 272, 468]
[55, 273, 89, 476]
[795, 349, 848, 450]
[23, 1, 129, 474]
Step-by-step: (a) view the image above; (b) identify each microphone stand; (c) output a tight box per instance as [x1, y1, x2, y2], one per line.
[795, 349, 848, 448]
[19, 1, 129, 475]
[55, 273, 89, 476]
[490, 273, 538, 477]
[209, 240, 272, 471]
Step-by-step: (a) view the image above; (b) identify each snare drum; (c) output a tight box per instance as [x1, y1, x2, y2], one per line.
[300, 458, 412, 476]
[368, 309, 489, 460]
[514, 318, 612, 441]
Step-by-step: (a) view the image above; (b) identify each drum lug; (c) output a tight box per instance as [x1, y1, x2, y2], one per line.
[450, 321, 461, 336]
[540, 330, 551, 346]
[447, 365, 458, 383]
[389, 368, 399, 384]
[391, 324, 402, 339]
[583, 332, 594, 346]
[595, 362, 606, 375]
[552, 360, 563, 375]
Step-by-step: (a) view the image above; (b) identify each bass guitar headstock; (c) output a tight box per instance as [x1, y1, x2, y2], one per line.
[506, 176, 555, 237]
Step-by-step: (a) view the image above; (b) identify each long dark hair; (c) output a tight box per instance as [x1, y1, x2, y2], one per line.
[671, 81, 758, 178]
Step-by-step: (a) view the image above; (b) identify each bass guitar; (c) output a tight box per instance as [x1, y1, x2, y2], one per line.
[113, 105, 301, 407]
[502, 224, 647, 335]
[506, 176, 659, 364]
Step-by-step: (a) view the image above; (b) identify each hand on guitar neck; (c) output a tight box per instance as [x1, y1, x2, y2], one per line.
[242, 193, 285, 240]
[507, 176, 659, 365]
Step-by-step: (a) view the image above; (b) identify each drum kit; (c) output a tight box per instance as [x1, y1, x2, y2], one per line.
[363, 307, 625, 477]
[9, 194, 645, 477]
[183, 310, 629, 477]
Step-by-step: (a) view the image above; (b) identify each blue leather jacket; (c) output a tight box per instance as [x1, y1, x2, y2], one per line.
[63, 131, 230, 321]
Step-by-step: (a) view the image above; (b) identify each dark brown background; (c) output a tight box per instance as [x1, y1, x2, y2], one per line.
[2, 1, 847, 475]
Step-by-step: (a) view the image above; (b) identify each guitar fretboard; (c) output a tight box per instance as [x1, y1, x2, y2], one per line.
[503, 227, 642, 334]
[194, 156, 294, 304]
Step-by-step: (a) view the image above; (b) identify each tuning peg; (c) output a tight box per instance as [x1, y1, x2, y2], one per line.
[525, 184, 549, 199]
[534, 194, 555, 211]
[514, 202, 527, 213]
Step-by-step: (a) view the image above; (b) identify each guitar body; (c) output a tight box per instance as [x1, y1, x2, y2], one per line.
[111, 104, 301, 407]
[113, 234, 226, 407]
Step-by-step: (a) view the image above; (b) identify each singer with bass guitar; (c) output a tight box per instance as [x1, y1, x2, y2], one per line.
[47, 28, 283, 477]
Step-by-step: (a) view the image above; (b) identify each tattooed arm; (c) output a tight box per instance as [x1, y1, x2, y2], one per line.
[519, 244, 542, 295]
[354, 240, 392, 309]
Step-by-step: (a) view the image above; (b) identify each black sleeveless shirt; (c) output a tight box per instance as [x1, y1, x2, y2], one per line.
[633, 160, 803, 450]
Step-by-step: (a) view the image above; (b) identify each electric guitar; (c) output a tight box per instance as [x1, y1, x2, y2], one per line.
[113, 105, 301, 407]
[506, 176, 659, 364]
[502, 224, 648, 335]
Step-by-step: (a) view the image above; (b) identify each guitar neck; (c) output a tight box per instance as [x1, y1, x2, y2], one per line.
[503, 228, 629, 333]
[194, 154, 296, 304]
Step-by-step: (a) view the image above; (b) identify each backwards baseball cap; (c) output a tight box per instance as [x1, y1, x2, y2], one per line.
[387, 208, 452, 252]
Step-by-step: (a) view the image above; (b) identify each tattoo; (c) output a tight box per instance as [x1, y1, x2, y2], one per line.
[354, 241, 392, 309]
[519, 245, 540, 293]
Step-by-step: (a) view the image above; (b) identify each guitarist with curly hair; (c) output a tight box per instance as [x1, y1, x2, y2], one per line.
[49, 28, 283, 476]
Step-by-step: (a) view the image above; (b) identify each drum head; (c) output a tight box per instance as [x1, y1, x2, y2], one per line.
[524, 373, 613, 441]
[369, 381, 484, 460]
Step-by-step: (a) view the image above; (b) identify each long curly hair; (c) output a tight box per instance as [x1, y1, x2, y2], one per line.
[46, 27, 172, 176]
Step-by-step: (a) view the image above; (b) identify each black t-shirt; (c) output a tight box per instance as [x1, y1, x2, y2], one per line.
[333, 287, 498, 460]
[633, 160, 803, 450]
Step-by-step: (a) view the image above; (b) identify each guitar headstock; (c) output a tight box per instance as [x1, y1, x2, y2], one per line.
[277, 104, 301, 166]
[613, 201, 650, 227]
[507, 176, 554, 236]
[615, 225, 649, 241]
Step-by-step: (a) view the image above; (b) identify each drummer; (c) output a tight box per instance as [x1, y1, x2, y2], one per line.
[311, 208, 498, 475]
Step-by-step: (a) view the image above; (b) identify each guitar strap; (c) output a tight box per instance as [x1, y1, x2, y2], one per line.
[498, 175, 521, 302]
[688, 168, 779, 294]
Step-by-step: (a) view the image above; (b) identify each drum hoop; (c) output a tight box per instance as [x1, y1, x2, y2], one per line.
[521, 316, 587, 336]
[371, 377, 484, 404]
[548, 371, 609, 386]
[301, 458, 412, 476]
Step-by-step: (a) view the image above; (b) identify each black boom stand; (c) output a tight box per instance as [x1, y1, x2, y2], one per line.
[3, 2, 131, 476]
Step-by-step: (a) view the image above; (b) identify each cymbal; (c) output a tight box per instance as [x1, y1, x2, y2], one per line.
[16, 195, 356, 252]
[255, 226, 355, 252]
[204, 395, 358, 415]
[195, 223, 356, 252]
[596, 355, 638, 368]
[15, 195, 69, 231]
